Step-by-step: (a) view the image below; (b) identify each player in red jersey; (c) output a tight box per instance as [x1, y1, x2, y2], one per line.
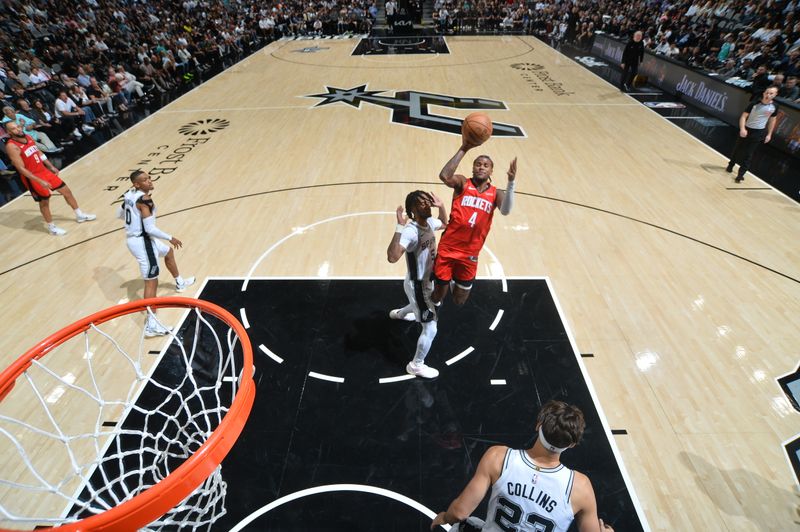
[433, 142, 517, 306]
[4, 121, 95, 235]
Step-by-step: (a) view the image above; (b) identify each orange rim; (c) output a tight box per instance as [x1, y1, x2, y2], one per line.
[0, 297, 255, 531]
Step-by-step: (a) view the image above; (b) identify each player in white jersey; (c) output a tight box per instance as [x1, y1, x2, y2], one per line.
[431, 401, 614, 532]
[387, 190, 447, 379]
[119, 170, 195, 337]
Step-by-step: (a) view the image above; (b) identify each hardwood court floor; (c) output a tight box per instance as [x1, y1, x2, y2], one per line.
[0, 35, 798, 530]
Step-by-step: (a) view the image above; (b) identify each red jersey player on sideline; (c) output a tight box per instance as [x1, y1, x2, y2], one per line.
[433, 142, 517, 306]
[4, 121, 95, 235]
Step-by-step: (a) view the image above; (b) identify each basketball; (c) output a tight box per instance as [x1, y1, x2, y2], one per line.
[461, 112, 493, 147]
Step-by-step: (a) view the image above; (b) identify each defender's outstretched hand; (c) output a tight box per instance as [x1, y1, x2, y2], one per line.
[396, 205, 408, 225]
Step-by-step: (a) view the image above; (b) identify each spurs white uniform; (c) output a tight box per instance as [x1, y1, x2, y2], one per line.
[399, 216, 442, 323]
[121, 189, 171, 280]
[483, 449, 576, 532]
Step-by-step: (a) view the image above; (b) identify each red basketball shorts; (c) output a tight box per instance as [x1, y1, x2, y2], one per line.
[433, 253, 478, 287]
[21, 170, 65, 201]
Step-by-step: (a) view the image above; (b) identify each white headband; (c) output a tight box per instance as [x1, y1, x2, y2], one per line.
[538, 427, 569, 454]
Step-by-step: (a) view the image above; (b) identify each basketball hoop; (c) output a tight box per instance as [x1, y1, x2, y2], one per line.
[0, 297, 255, 531]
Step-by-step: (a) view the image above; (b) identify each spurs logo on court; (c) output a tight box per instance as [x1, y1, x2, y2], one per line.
[178, 118, 230, 136]
[305, 85, 525, 137]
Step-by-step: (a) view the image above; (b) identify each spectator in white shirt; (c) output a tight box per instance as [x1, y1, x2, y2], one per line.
[655, 37, 671, 55]
[28, 67, 50, 86]
[115, 66, 146, 100]
[54, 91, 94, 139]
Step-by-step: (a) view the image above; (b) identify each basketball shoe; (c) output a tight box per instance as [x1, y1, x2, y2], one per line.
[48, 224, 66, 236]
[76, 212, 96, 223]
[176, 276, 196, 292]
[144, 321, 172, 338]
[406, 361, 439, 379]
[390, 309, 416, 321]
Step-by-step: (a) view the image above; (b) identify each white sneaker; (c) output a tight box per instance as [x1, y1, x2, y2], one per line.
[406, 362, 439, 379]
[76, 213, 96, 223]
[48, 225, 67, 236]
[144, 322, 172, 338]
[72, 129, 83, 139]
[81, 124, 95, 134]
[389, 309, 416, 322]
[176, 276, 196, 292]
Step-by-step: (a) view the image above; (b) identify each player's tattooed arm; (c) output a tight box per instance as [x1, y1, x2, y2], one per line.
[438, 145, 469, 193]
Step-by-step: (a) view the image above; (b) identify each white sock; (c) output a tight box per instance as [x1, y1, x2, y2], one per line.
[74, 208, 84, 217]
[176, 275, 184, 285]
[47, 222, 56, 229]
[413, 321, 438, 366]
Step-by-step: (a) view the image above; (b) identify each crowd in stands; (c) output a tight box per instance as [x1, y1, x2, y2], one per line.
[433, 0, 800, 103]
[0, 0, 377, 205]
[1, 0, 798, 203]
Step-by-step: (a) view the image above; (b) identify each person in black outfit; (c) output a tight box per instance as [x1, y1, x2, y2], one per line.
[726, 86, 779, 183]
[749, 65, 771, 101]
[620, 31, 644, 92]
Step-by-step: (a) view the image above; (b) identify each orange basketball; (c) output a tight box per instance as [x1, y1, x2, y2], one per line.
[461, 112, 493, 147]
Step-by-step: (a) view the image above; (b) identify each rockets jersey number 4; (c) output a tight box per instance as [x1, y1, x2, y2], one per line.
[439, 179, 497, 257]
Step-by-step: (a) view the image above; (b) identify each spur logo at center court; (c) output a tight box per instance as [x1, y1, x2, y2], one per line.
[305, 85, 525, 137]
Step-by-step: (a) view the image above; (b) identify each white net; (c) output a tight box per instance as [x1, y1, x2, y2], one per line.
[0, 303, 250, 530]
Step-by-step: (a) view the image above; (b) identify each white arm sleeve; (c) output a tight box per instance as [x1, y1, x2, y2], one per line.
[142, 216, 172, 241]
[499, 180, 515, 216]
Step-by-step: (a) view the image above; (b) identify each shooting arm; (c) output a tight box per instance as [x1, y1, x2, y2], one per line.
[439, 146, 469, 190]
